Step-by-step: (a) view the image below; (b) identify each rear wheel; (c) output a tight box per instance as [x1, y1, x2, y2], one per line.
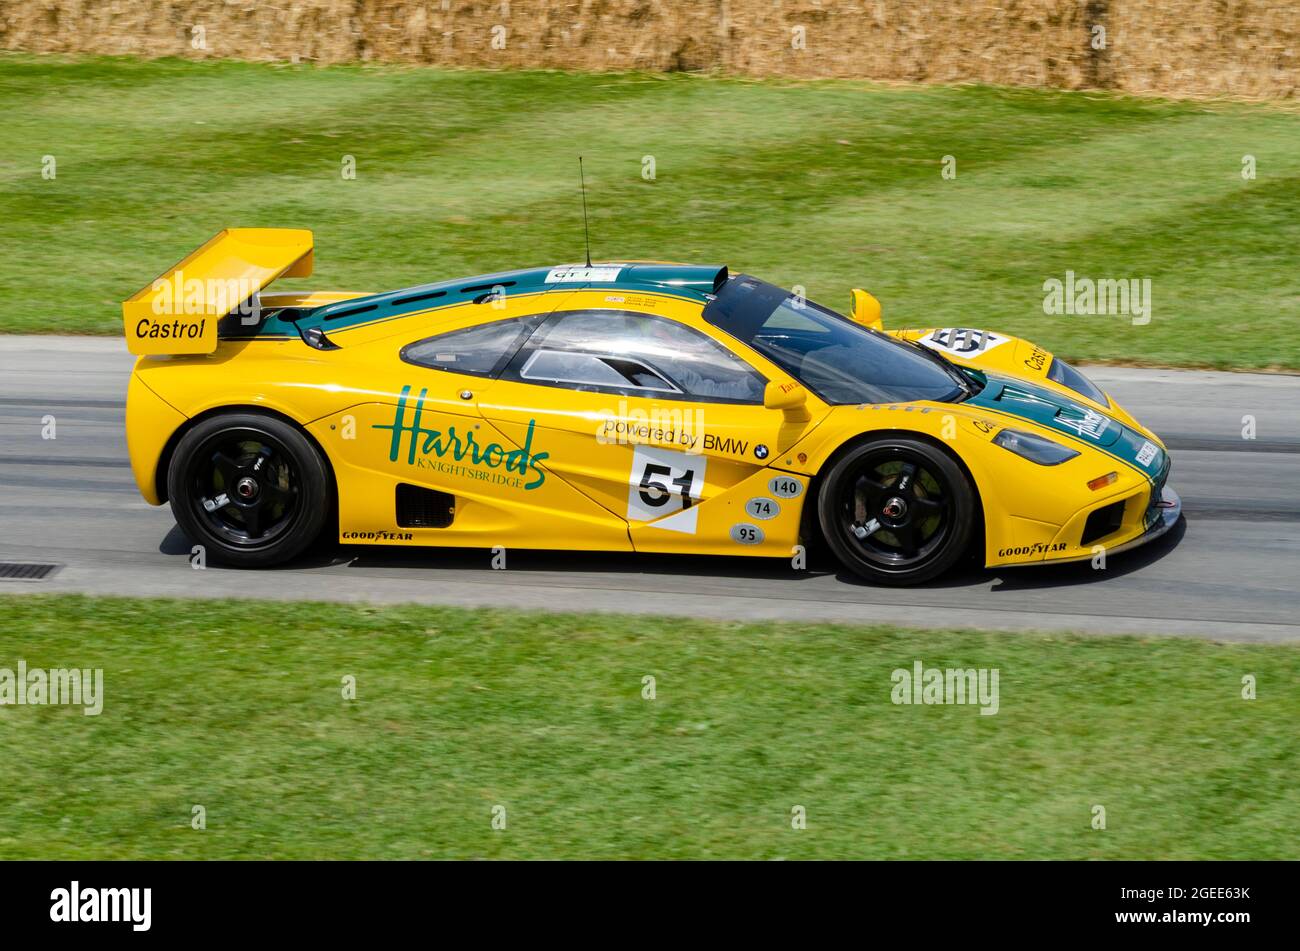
[167, 413, 331, 567]
[817, 437, 975, 585]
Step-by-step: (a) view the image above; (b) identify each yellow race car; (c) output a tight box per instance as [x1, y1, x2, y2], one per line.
[122, 229, 1180, 585]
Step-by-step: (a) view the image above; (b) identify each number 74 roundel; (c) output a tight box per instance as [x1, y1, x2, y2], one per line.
[626, 446, 707, 534]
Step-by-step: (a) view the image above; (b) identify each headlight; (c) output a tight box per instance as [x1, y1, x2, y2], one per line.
[1048, 358, 1108, 406]
[993, 429, 1080, 465]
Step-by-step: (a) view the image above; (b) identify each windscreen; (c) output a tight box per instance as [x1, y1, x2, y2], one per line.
[703, 276, 969, 405]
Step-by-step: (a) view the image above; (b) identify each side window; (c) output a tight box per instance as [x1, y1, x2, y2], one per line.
[509, 310, 765, 403]
[401, 315, 542, 377]
[520, 349, 680, 393]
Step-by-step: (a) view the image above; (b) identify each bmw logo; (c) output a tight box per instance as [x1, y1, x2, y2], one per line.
[755, 444, 769, 460]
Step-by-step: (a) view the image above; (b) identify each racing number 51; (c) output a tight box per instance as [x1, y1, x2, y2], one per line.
[639, 463, 696, 509]
[627, 447, 707, 534]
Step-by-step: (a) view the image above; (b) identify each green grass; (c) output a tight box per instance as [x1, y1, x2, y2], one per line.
[1, 54, 1299, 369]
[0, 594, 1295, 859]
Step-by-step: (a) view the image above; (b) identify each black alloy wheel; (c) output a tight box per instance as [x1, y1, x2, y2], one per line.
[167, 413, 331, 567]
[818, 437, 976, 585]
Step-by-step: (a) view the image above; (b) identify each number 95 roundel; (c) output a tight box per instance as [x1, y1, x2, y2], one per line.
[627, 446, 707, 534]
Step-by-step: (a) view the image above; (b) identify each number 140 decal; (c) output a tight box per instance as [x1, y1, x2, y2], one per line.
[627, 446, 707, 534]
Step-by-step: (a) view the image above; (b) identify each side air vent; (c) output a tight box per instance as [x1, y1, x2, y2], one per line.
[393, 289, 448, 307]
[396, 483, 455, 528]
[324, 303, 379, 322]
[299, 326, 340, 351]
[1081, 500, 1125, 547]
[460, 280, 517, 295]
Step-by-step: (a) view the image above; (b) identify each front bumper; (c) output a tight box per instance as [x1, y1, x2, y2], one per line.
[1010, 485, 1182, 567]
[1096, 484, 1182, 559]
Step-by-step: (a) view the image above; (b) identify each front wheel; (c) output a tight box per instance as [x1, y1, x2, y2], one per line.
[167, 413, 331, 567]
[817, 437, 976, 585]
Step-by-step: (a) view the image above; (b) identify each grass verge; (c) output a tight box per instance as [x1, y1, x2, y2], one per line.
[0, 594, 1295, 859]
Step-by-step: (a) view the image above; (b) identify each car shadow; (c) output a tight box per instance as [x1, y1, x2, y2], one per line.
[159, 523, 837, 582]
[343, 544, 841, 583]
[802, 517, 1187, 590]
[159, 516, 1186, 588]
[159, 523, 352, 571]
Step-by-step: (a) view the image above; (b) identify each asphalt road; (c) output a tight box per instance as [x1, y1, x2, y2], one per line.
[1, 336, 1297, 641]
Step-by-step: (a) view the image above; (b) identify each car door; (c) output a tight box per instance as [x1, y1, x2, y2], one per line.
[476, 298, 829, 556]
[317, 294, 634, 551]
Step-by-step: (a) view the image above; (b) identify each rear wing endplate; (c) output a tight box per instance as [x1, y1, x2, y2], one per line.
[122, 228, 313, 355]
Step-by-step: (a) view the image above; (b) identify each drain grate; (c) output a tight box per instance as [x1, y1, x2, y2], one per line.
[0, 562, 61, 581]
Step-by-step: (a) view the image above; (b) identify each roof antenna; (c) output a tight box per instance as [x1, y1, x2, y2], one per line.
[579, 156, 593, 268]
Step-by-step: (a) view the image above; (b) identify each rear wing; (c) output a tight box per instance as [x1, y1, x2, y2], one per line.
[122, 228, 313, 355]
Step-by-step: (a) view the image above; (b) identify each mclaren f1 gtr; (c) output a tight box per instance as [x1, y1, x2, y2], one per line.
[121, 229, 1180, 584]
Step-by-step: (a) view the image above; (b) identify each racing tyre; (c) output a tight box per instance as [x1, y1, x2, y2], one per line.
[167, 413, 331, 567]
[817, 437, 976, 585]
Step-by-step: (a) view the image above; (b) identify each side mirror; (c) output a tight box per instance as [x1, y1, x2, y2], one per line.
[850, 288, 883, 331]
[764, 380, 807, 411]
